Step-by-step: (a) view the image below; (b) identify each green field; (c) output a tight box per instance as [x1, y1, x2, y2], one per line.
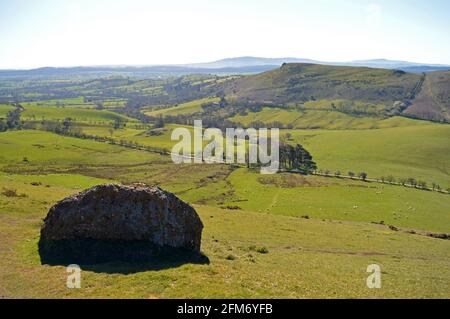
[283, 124, 450, 188]
[0, 130, 448, 298]
[231, 107, 431, 130]
[21, 97, 127, 109]
[181, 168, 450, 233]
[143, 97, 220, 116]
[0, 130, 167, 171]
[20, 105, 133, 124]
[76, 116, 450, 189]
[1, 58, 449, 299]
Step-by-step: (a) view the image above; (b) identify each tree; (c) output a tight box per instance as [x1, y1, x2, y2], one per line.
[62, 117, 73, 133]
[348, 171, 355, 179]
[219, 96, 228, 108]
[279, 143, 316, 174]
[359, 172, 368, 181]
[407, 178, 417, 187]
[95, 102, 104, 110]
[0, 119, 7, 132]
[386, 175, 396, 184]
[431, 183, 441, 191]
[335, 170, 341, 177]
[6, 106, 22, 130]
[113, 118, 124, 130]
[154, 115, 165, 128]
[417, 180, 427, 189]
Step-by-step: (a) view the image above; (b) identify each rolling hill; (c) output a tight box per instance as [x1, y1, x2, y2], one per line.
[190, 57, 450, 73]
[224, 63, 421, 113]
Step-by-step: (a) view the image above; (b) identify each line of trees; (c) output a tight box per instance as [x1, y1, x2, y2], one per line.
[40, 120, 169, 155]
[316, 169, 449, 194]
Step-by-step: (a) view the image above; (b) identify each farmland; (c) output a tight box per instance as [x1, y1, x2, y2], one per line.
[0, 130, 448, 298]
[0, 63, 449, 298]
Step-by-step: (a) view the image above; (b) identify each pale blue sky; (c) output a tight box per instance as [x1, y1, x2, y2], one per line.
[1, 0, 449, 68]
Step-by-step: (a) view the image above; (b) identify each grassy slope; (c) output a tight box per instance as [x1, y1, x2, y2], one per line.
[143, 97, 220, 116]
[181, 169, 449, 233]
[80, 124, 184, 151]
[284, 124, 450, 188]
[0, 175, 449, 298]
[231, 107, 431, 129]
[0, 130, 448, 298]
[0, 130, 166, 169]
[21, 97, 126, 109]
[20, 105, 133, 124]
[81, 118, 450, 188]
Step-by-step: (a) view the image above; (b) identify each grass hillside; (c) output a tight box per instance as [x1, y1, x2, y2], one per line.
[284, 124, 450, 188]
[77, 118, 449, 188]
[143, 97, 220, 116]
[20, 105, 134, 124]
[403, 71, 450, 122]
[225, 63, 420, 114]
[0, 130, 448, 298]
[21, 97, 126, 109]
[0, 130, 167, 171]
[231, 107, 431, 130]
[181, 168, 450, 233]
[0, 63, 449, 298]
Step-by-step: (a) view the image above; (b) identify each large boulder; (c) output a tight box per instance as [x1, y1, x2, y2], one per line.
[39, 184, 204, 264]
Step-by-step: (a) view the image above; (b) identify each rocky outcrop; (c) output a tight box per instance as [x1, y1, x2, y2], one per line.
[39, 184, 204, 263]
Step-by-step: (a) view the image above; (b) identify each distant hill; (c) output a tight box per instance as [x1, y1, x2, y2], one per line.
[341, 59, 450, 73]
[0, 65, 277, 78]
[2, 57, 448, 78]
[186, 56, 320, 69]
[188, 57, 450, 73]
[224, 63, 421, 114]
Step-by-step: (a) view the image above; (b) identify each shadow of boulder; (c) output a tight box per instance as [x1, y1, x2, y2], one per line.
[39, 238, 209, 274]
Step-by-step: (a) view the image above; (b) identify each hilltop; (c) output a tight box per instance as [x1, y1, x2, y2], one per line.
[224, 63, 420, 115]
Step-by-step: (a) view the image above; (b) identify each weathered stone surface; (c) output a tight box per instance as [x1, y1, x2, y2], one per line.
[40, 184, 203, 253]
